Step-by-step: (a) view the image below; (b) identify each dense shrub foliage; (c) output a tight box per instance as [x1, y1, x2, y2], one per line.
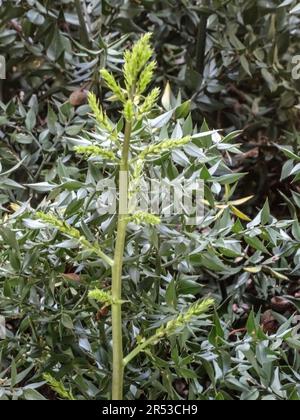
[0, 0, 300, 400]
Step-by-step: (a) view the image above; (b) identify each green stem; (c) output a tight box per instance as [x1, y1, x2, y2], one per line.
[111, 121, 132, 400]
[123, 335, 157, 368]
[79, 237, 113, 266]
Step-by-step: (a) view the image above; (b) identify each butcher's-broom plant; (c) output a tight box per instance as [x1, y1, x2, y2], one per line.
[36, 34, 215, 400]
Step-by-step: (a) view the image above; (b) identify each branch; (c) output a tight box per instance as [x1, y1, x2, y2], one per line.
[195, 0, 210, 76]
[75, 0, 91, 49]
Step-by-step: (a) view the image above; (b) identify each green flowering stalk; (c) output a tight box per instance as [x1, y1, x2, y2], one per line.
[155, 298, 215, 338]
[139, 136, 192, 160]
[86, 35, 213, 400]
[36, 212, 81, 239]
[74, 145, 117, 161]
[35, 34, 214, 401]
[123, 298, 214, 367]
[36, 212, 113, 267]
[43, 374, 75, 401]
[127, 211, 161, 225]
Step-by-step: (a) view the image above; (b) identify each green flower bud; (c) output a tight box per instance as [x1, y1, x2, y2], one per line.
[87, 92, 113, 132]
[124, 99, 135, 122]
[88, 288, 113, 305]
[139, 136, 191, 159]
[100, 68, 126, 103]
[128, 211, 161, 225]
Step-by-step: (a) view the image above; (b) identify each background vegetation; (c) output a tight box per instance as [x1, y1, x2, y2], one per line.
[0, 0, 300, 400]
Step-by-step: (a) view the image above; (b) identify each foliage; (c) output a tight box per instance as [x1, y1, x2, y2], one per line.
[1, 0, 300, 210]
[0, 0, 300, 401]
